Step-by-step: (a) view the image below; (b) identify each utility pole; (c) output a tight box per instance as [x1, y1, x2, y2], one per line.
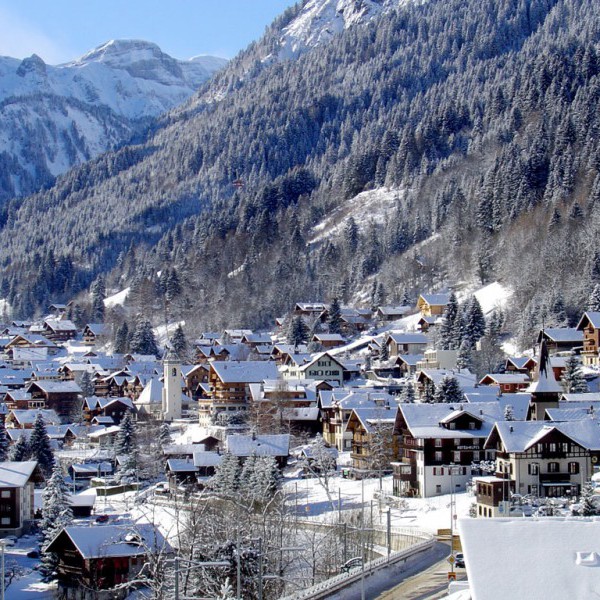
[258, 537, 263, 600]
[387, 508, 391, 560]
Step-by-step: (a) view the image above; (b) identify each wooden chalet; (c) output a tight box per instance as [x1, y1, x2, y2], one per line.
[479, 373, 531, 394]
[504, 356, 537, 378]
[226, 433, 291, 468]
[345, 406, 399, 475]
[0, 461, 43, 536]
[311, 333, 346, 350]
[392, 398, 528, 498]
[385, 332, 428, 357]
[416, 293, 450, 317]
[577, 311, 600, 366]
[536, 328, 584, 354]
[26, 380, 82, 419]
[46, 524, 170, 595]
[375, 305, 412, 322]
[42, 318, 78, 342]
[82, 323, 107, 345]
[84, 396, 134, 424]
[200, 361, 279, 426]
[5, 408, 61, 429]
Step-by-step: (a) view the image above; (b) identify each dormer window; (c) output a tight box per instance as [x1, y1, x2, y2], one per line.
[468, 422, 475, 430]
[449, 423, 456, 430]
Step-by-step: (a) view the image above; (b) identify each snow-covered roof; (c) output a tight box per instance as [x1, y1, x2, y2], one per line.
[44, 318, 77, 332]
[386, 333, 428, 345]
[135, 378, 163, 405]
[313, 333, 345, 342]
[8, 408, 61, 425]
[399, 398, 530, 440]
[0, 461, 38, 487]
[417, 369, 477, 388]
[577, 311, 600, 330]
[538, 328, 583, 343]
[490, 420, 600, 453]
[226, 434, 290, 457]
[211, 361, 279, 383]
[193, 452, 223, 467]
[419, 293, 450, 306]
[506, 356, 535, 369]
[347, 407, 398, 434]
[480, 373, 530, 384]
[48, 523, 169, 559]
[26, 380, 82, 394]
[84, 323, 106, 336]
[458, 518, 600, 600]
[88, 425, 120, 439]
[377, 305, 412, 316]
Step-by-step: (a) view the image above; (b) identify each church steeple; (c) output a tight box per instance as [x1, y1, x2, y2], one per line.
[527, 337, 561, 420]
[162, 345, 182, 422]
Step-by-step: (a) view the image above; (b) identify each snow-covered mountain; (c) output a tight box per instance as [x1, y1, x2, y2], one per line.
[268, 0, 422, 61]
[0, 40, 227, 201]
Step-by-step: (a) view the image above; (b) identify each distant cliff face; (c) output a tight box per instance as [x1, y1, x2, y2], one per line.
[0, 40, 227, 201]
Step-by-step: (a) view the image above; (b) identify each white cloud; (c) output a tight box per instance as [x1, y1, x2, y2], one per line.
[0, 8, 71, 64]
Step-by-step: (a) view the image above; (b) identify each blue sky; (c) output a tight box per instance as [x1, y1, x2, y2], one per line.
[0, 1, 298, 64]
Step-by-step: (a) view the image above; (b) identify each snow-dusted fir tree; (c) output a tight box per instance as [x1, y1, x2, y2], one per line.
[170, 324, 189, 360]
[41, 463, 73, 574]
[115, 411, 138, 483]
[400, 383, 415, 403]
[210, 453, 241, 497]
[378, 339, 389, 362]
[29, 412, 54, 477]
[587, 284, 600, 312]
[114, 321, 130, 354]
[439, 292, 460, 350]
[300, 434, 337, 509]
[0, 418, 9, 461]
[464, 296, 486, 346]
[129, 317, 160, 357]
[78, 371, 95, 398]
[327, 297, 342, 334]
[561, 353, 588, 393]
[90, 276, 106, 323]
[580, 480, 599, 516]
[8, 434, 29, 461]
[503, 404, 515, 421]
[287, 316, 309, 349]
[456, 339, 473, 371]
[159, 422, 171, 449]
[247, 456, 280, 507]
[433, 374, 463, 403]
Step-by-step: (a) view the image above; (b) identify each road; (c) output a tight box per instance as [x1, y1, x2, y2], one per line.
[375, 548, 467, 600]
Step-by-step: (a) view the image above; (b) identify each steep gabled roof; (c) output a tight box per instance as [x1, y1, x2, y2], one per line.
[577, 311, 600, 331]
[527, 339, 562, 394]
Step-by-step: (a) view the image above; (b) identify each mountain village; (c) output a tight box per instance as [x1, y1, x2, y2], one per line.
[1, 282, 600, 599]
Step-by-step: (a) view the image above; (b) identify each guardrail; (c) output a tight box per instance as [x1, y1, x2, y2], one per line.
[279, 530, 435, 600]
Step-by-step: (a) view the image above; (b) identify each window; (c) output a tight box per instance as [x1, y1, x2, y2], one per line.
[473, 451, 480, 461]
[549, 443, 557, 453]
[530, 484, 538, 496]
[435, 438, 442, 447]
[454, 451, 461, 463]
[528, 463, 539, 476]
[569, 462, 579, 474]
[449, 423, 456, 430]
[454, 438, 460, 446]
[435, 451, 442, 462]
[171, 367, 177, 377]
[548, 462, 560, 473]
[562, 443, 569, 453]
[1, 518, 9, 525]
[469, 422, 476, 430]
[436, 485, 442, 494]
[0, 491, 10, 499]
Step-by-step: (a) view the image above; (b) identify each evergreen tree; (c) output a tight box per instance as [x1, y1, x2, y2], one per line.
[9, 434, 29, 461]
[328, 297, 342, 335]
[115, 411, 138, 483]
[159, 422, 172, 449]
[29, 412, 54, 477]
[170, 324, 189, 359]
[400, 384, 415, 403]
[0, 418, 9, 461]
[210, 453, 241, 496]
[129, 318, 159, 356]
[287, 315, 309, 348]
[561, 353, 588, 393]
[378, 339, 389, 362]
[588, 284, 600, 312]
[90, 276, 106, 323]
[580, 480, 599, 516]
[114, 321, 130, 354]
[464, 296, 486, 346]
[457, 339, 473, 371]
[433, 375, 463, 404]
[78, 371, 95, 398]
[41, 463, 73, 575]
[439, 292, 460, 350]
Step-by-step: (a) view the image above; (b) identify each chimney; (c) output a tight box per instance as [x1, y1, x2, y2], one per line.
[509, 426, 514, 433]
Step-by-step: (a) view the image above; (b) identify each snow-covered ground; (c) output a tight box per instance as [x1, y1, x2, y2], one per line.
[103, 287, 130, 308]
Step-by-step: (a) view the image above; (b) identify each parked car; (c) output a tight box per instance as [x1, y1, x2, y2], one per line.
[95, 514, 110, 524]
[455, 553, 465, 568]
[155, 483, 170, 495]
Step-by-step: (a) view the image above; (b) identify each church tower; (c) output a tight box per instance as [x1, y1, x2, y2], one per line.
[526, 337, 561, 420]
[162, 347, 182, 421]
